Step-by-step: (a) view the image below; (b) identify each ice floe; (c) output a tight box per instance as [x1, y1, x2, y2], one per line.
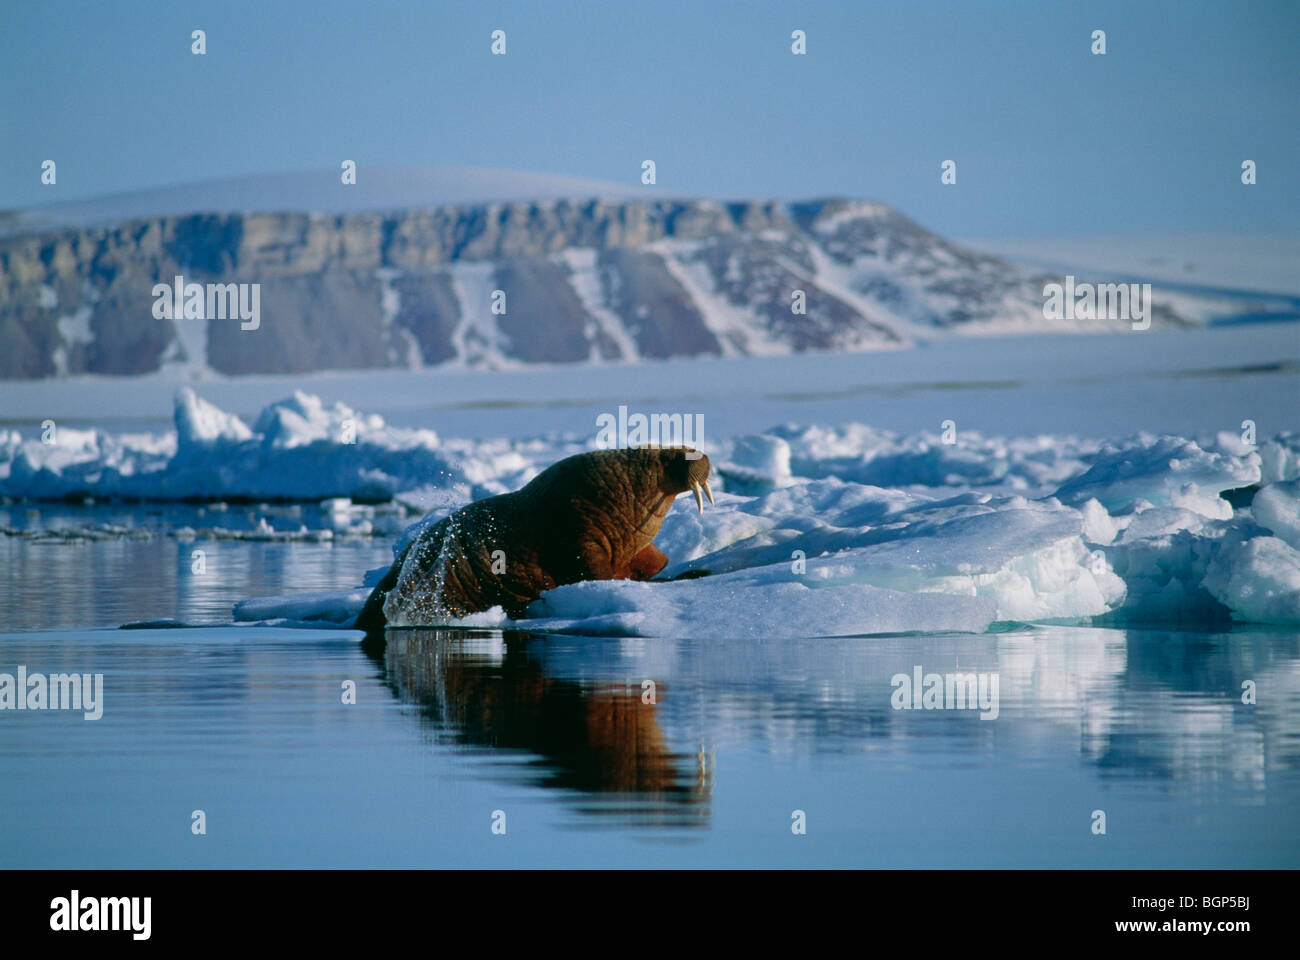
[2, 389, 1296, 630]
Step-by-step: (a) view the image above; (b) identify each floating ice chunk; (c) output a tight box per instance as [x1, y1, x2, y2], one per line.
[767, 423, 1093, 493]
[1251, 480, 1300, 550]
[518, 569, 996, 638]
[1079, 498, 1118, 545]
[1099, 526, 1229, 625]
[717, 434, 794, 492]
[234, 588, 372, 624]
[655, 477, 925, 576]
[325, 476, 1119, 634]
[1054, 435, 1259, 519]
[1212, 430, 1255, 457]
[252, 390, 391, 449]
[659, 489, 1122, 623]
[829, 506, 1124, 622]
[1, 389, 458, 501]
[1203, 535, 1300, 624]
[175, 387, 252, 448]
[652, 490, 777, 568]
[1116, 506, 1210, 543]
[1257, 435, 1300, 484]
[452, 608, 511, 628]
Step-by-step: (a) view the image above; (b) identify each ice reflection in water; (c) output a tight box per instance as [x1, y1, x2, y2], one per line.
[367, 624, 1300, 827]
[1, 529, 1297, 866]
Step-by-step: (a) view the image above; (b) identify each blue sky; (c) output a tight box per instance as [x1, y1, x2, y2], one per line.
[2, 0, 1296, 236]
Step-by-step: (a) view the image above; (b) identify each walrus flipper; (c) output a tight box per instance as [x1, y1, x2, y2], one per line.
[616, 544, 669, 581]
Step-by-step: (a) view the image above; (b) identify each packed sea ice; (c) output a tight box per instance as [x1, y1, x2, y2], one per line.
[2, 388, 1297, 634]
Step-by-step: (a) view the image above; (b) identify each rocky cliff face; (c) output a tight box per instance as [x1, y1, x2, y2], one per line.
[0, 198, 1201, 379]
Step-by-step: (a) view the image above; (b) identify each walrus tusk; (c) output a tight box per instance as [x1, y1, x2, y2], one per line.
[690, 480, 708, 514]
[702, 479, 714, 506]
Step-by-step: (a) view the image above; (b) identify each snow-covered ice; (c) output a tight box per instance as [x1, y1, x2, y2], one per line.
[1252, 480, 1300, 550]
[3, 327, 1296, 634]
[27, 399, 1266, 633]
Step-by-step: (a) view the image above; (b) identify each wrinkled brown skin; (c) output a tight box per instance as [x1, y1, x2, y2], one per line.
[355, 448, 711, 631]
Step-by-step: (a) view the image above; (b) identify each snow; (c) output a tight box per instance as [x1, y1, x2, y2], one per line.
[147, 380, 1289, 631]
[643, 483, 1124, 625]
[233, 588, 372, 625]
[176, 387, 253, 445]
[1204, 536, 1300, 625]
[959, 233, 1300, 298]
[1252, 480, 1300, 550]
[448, 262, 519, 370]
[1054, 434, 1260, 519]
[51, 304, 95, 377]
[718, 434, 795, 492]
[652, 239, 784, 356]
[802, 239, 929, 343]
[55, 304, 94, 347]
[810, 200, 893, 234]
[559, 248, 641, 362]
[3, 326, 1292, 442]
[516, 574, 996, 639]
[159, 303, 210, 378]
[376, 268, 402, 326]
[0, 386, 456, 501]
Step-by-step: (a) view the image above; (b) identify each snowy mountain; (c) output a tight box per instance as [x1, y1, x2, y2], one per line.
[0, 193, 1271, 379]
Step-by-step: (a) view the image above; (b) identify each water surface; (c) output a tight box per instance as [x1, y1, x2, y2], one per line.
[1, 534, 1296, 868]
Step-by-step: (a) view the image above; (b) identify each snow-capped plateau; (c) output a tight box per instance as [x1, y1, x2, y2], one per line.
[3, 194, 1286, 380]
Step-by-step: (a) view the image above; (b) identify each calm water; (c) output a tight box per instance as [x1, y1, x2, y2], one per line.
[2, 521, 1298, 868]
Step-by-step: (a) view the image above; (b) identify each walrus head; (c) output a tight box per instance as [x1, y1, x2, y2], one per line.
[654, 447, 715, 514]
[579, 447, 713, 526]
[552, 446, 713, 586]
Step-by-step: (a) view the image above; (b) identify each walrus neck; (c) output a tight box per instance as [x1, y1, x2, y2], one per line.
[630, 491, 672, 539]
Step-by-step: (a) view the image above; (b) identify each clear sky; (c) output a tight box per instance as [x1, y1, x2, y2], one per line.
[2, 0, 1296, 236]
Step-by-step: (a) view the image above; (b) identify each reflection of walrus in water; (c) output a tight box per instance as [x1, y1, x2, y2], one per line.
[355, 448, 713, 632]
[380, 629, 711, 812]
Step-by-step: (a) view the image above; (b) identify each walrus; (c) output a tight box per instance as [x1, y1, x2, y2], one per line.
[355, 447, 713, 631]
